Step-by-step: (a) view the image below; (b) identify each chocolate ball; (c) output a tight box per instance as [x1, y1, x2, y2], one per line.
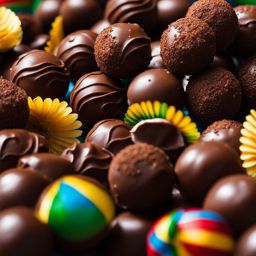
[30, 34, 50, 50]
[204, 174, 256, 236]
[160, 17, 216, 76]
[56, 30, 98, 82]
[103, 212, 152, 256]
[109, 143, 175, 211]
[186, 67, 242, 124]
[200, 119, 242, 154]
[175, 141, 243, 203]
[186, 0, 238, 50]
[0, 78, 29, 130]
[9, 50, 70, 99]
[0, 207, 53, 256]
[0, 129, 47, 172]
[17, 153, 75, 181]
[105, 0, 157, 32]
[62, 142, 112, 184]
[211, 53, 236, 73]
[128, 69, 185, 109]
[94, 23, 151, 79]
[91, 19, 111, 35]
[235, 225, 256, 256]
[60, 0, 103, 35]
[0, 168, 50, 210]
[239, 57, 256, 109]
[70, 71, 127, 127]
[85, 119, 132, 155]
[18, 14, 38, 44]
[148, 41, 164, 69]
[231, 5, 256, 58]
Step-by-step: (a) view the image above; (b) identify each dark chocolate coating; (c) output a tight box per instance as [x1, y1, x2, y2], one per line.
[105, 0, 157, 32]
[108, 143, 175, 211]
[0, 207, 53, 256]
[30, 34, 50, 50]
[103, 212, 152, 256]
[62, 142, 112, 184]
[0, 168, 50, 210]
[200, 119, 242, 154]
[0, 78, 29, 130]
[94, 23, 151, 79]
[235, 225, 256, 256]
[70, 71, 127, 127]
[9, 50, 70, 99]
[91, 19, 111, 35]
[60, 0, 103, 35]
[239, 57, 256, 109]
[148, 41, 164, 69]
[204, 174, 256, 236]
[160, 17, 216, 76]
[128, 68, 185, 109]
[175, 141, 243, 203]
[186, 0, 238, 50]
[211, 53, 236, 73]
[18, 14, 38, 44]
[231, 5, 256, 58]
[85, 119, 132, 155]
[186, 67, 242, 124]
[17, 153, 75, 181]
[56, 30, 98, 82]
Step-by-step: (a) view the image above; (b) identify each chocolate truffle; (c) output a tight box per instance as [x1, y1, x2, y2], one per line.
[186, 0, 238, 50]
[0, 207, 53, 256]
[148, 41, 164, 69]
[211, 53, 236, 72]
[108, 143, 175, 211]
[239, 57, 256, 109]
[91, 19, 111, 35]
[160, 17, 216, 76]
[231, 5, 256, 58]
[30, 34, 50, 50]
[105, 0, 157, 32]
[17, 153, 75, 181]
[85, 119, 132, 155]
[18, 14, 38, 44]
[200, 119, 242, 154]
[70, 71, 127, 127]
[0, 78, 29, 130]
[62, 142, 112, 184]
[94, 23, 151, 79]
[60, 0, 103, 35]
[9, 50, 70, 99]
[0, 168, 50, 210]
[127, 69, 185, 109]
[175, 141, 243, 203]
[56, 30, 98, 82]
[235, 225, 256, 256]
[204, 174, 256, 236]
[103, 212, 152, 256]
[0, 129, 47, 172]
[186, 67, 242, 124]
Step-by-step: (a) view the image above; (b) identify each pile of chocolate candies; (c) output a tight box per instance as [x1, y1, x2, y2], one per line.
[0, 0, 256, 255]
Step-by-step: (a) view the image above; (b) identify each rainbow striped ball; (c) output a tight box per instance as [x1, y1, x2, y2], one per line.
[147, 209, 234, 256]
[36, 175, 115, 248]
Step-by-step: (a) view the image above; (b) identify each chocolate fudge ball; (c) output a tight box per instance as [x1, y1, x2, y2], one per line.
[186, 67, 242, 124]
[91, 19, 111, 35]
[30, 34, 50, 50]
[94, 23, 151, 79]
[204, 175, 256, 236]
[70, 71, 127, 127]
[0, 78, 29, 130]
[211, 53, 236, 73]
[128, 69, 185, 109]
[148, 41, 164, 69]
[105, 0, 157, 32]
[0, 207, 53, 256]
[60, 0, 103, 35]
[186, 0, 238, 50]
[160, 17, 216, 76]
[109, 143, 175, 211]
[175, 141, 243, 203]
[85, 119, 132, 155]
[18, 14, 38, 44]
[56, 30, 98, 82]
[239, 57, 256, 109]
[9, 50, 70, 99]
[231, 5, 256, 58]
[200, 119, 242, 154]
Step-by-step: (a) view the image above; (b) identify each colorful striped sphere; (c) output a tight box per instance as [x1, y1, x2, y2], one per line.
[36, 175, 115, 243]
[147, 209, 235, 256]
[0, 0, 41, 13]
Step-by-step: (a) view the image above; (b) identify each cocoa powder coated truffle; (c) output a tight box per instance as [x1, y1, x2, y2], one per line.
[160, 17, 216, 76]
[94, 23, 151, 79]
